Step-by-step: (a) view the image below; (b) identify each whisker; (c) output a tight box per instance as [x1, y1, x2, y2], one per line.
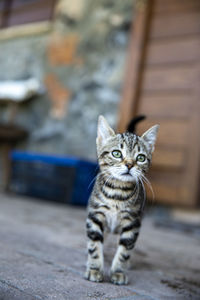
[134, 179, 140, 203]
[132, 169, 154, 205]
[88, 174, 98, 189]
[137, 177, 146, 212]
[88, 169, 108, 189]
[101, 173, 114, 190]
[140, 173, 155, 201]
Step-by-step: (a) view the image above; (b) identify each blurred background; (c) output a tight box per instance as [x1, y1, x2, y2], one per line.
[0, 0, 199, 208]
[0, 1, 200, 299]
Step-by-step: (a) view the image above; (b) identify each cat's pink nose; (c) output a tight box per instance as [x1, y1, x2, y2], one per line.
[125, 162, 134, 170]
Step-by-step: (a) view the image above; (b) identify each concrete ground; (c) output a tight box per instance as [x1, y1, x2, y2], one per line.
[0, 193, 200, 300]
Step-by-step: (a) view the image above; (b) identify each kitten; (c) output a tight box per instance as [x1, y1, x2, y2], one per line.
[85, 115, 159, 285]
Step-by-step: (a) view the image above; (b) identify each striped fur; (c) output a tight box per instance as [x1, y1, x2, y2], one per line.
[85, 116, 159, 285]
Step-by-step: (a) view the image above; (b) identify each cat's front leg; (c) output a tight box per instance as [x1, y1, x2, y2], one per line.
[110, 218, 140, 285]
[85, 211, 105, 282]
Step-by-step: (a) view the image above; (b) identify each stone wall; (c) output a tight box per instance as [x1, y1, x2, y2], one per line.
[0, 0, 136, 161]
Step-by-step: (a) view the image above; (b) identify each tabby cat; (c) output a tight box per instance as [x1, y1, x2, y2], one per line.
[85, 115, 159, 285]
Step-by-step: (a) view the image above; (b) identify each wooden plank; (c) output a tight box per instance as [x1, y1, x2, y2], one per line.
[149, 168, 186, 184]
[117, 0, 153, 132]
[185, 60, 200, 206]
[11, 0, 55, 9]
[150, 12, 200, 39]
[7, 0, 56, 27]
[146, 37, 200, 65]
[147, 182, 179, 203]
[152, 148, 186, 170]
[0, 21, 52, 41]
[138, 92, 193, 118]
[0, 0, 12, 28]
[137, 119, 189, 147]
[143, 65, 195, 92]
[146, 169, 190, 205]
[154, 0, 200, 14]
[118, 0, 200, 207]
[147, 182, 190, 206]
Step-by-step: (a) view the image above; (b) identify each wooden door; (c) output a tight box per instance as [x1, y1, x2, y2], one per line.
[118, 0, 200, 207]
[0, 0, 56, 28]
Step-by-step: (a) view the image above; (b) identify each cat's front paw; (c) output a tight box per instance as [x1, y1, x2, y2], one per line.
[84, 269, 103, 282]
[110, 271, 128, 285]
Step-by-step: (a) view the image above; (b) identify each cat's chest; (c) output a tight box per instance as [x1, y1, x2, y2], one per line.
[105, 203, 123, 233]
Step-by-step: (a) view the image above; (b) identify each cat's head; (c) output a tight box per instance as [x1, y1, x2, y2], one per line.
[96, 115, 159, 183]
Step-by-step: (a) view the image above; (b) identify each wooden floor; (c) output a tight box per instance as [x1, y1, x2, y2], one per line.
[0, 193, 200, 300]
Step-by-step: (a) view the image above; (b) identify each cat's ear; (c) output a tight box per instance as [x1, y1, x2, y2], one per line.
[141, 125, 159, 153]
[97, 115, 115, 146]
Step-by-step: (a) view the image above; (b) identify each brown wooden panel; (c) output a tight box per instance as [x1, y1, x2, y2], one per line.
[185, 64, 200, 206]
[150, 12, 200, 39]
[146, 37, 200, 65]
[0, 2, 6, 12]
[143, 65, 195, 92]
[138, 92, 192, 118]
[149, 168, 186, 184]
[152, 148, 186, 170]
[137, 119, 189, 147]
[118, 0, 200, 206]
[0, 12, 3, 27]
[5, 0, 56, 27]
[11, 0, 55, 9]
[118, 1, 152, 132]
[147, 182, 190, 206]
[154, 0, 200, 14]
[147, 182, 179, 203]
[147, 168, 191, 205]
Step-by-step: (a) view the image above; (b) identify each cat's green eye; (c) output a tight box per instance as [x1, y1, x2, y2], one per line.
[112, 150, 122, 158]
[136, 154, 146, 163]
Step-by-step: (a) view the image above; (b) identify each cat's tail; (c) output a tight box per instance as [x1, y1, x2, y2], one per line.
[126, 115, 146, 133]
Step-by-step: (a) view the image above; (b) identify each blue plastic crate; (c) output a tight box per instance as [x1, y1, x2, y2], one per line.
[10, 151, 98, 206]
